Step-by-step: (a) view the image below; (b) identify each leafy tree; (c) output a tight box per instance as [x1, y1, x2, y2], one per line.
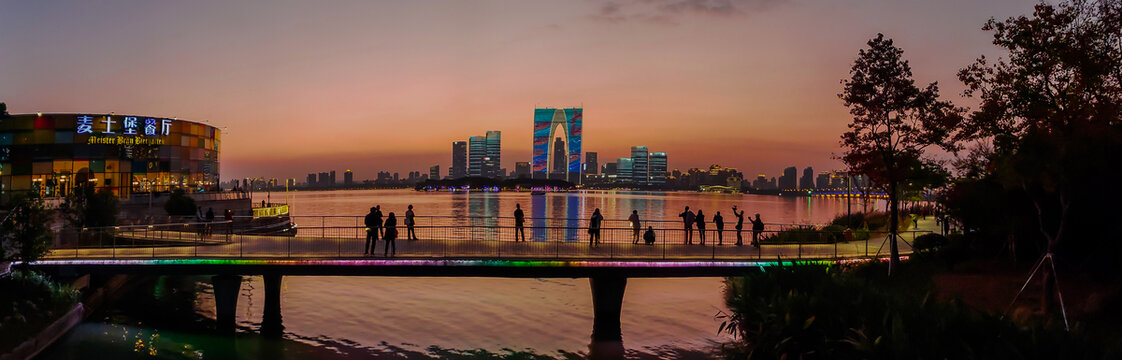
[0, 193, 54, 265]
[59, 184, 119, 228]
[957, 0, 1122, 311]
[839, 34, 966, 274]
[163, 188, 197, 216]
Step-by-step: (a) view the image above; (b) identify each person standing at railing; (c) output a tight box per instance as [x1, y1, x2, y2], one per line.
[733, 207, 745, 246]
[714, 211, 724, 245]
[405, 205, 417, 240]
[588, 208, 603, 246]
[364, 207, 378, 255]
[513, 204, 526, 242]
[679, 206, 696, 244]
[750, 213, 765, 247]
[629, 210, 641, 244]
[696, 210, 707, 245]
[373, 205, 384, 237]
[224, 209, 234, 238]
[384, 212, 398, 257]
[205, 207, 215, 237]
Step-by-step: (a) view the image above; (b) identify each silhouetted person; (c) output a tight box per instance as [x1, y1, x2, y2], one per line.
[678, 206, 695, 244]
[224, 209, 234, 237]
[643, 226, 656, 245]
[513, 204, 526, 241]
[733, 206, 745, 246]
[205, 207, 215, 236]
[629, 210, 641, 244]
[373, 205, 384, 237]
[405, 205, 417, 240]
[384, 212, 398, 257]
[588, 208, 604, 246]
[696, 210, 707, 245]
[714, 211, 724, 245]
[364, 206, 378, 255]
[750, 213, 764, 247]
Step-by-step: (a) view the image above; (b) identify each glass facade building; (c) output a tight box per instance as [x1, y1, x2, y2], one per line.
[630, 146, 649, 185]
[0, 113, 220, 198]
[649, 152, 668, 185]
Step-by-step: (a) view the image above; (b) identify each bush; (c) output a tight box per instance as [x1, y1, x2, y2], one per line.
[830, 212, 867, 228]
[0, 270, 79, 352]
[913, 233, 948, 253]
[719, 265, 1106, 359]
[163, 189, 197, 216]
[761, 225, 845, 244]
[0, 193, 53, 264]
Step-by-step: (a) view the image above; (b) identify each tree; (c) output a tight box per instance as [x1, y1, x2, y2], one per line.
[164, 188, 197, 216]
[839, 34, 966, 274]
[1, 193, 54, 266]
[60, 184, 119, 228]
[957, 0, 1122, 314]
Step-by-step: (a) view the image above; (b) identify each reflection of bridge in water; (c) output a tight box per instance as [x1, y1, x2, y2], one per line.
[30, 215, 919, 346]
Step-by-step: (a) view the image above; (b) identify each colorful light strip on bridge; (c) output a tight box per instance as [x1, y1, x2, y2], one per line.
[28, 257, 901, 268]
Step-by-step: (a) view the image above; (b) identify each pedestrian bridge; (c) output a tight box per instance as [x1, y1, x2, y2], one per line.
[27, 215, 920, 343]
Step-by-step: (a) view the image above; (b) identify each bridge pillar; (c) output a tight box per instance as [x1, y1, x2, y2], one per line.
[589, 276, 627, 342]
[211, 275, 242, 333]
[261, 274, 284, 337]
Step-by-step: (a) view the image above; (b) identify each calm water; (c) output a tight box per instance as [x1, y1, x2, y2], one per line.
[43, 189, 875, 359]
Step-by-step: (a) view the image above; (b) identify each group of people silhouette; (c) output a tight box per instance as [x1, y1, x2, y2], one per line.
[676, 206, 763, 246]
[363, 204, 418, 257]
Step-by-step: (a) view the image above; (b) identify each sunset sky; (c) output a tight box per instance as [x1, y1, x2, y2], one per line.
[0, 0, 1036, 181]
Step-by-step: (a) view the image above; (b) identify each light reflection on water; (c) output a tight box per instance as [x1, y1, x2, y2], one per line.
[44, 190, 874, 359]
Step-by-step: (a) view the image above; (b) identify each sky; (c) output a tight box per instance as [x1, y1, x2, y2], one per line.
[0, 0, 1039, 181]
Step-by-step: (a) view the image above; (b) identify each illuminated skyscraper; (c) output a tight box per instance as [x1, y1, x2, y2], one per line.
[451, 141, 467, 179]
[468, 136, 485, 177]
[631, 146, 649, 184]
[584, 152, 598, 175]
[649, 152, 668, 185]
[617, 158, 634, 183]
[429, 165, 440, 180]
[484, 130, 501, 178]
[532, 108, 582, 183]
[344, 169, 353, 186]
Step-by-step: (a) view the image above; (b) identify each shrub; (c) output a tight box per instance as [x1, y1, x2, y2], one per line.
[0, 270, 79, 352]
[0, 193, 53, 264]
[913, 233, 948, 253]
[163, 189, 197, 216]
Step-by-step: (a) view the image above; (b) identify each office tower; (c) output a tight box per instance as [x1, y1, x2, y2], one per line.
[631, 146, 649, 185]
[617, 158, 634, 183]
[430, 165, 440, 180]
[550, 137, 567, 179]
[514, 162, 531, 178]
[779, 166, 797, 190]
[484, 131, 501, 178]
[800, 167, 814, 190]
[584, 152, 599, 175]
[603, 162, 618, 176]
[330, 170, 337, 186]
[468, 136, 485, 177]
[649, 152, 668, 185]
[344, 170, 353, 186]
[451, 141, 468, 179]
[318, 172, 330, 186]
[306, 173, 316, 186]
[532, 108, 582, 183]
[816, 171, 831, 189]
[393, 172, 400, 182]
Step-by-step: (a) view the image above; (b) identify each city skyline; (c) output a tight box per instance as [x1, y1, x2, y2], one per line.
[0, 0, 1037, 180]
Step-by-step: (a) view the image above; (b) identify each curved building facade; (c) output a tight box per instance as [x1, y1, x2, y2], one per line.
[0, 113, 220, 197]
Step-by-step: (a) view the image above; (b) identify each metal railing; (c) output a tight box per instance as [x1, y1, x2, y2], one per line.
[47, 216, 924, 261]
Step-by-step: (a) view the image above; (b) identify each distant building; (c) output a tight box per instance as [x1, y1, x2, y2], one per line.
[306, 173, 316, 186]
[318, 172, 330, 186]
[584, 152, 599, 175]
[532, 107, 582, 183]
[799, 167, 814, 190]
[602, 162, 618, 176]
[753, 174, 777, 190]
[514, 162, 531, 178]
[468, 136, 485, 177]
[430, 165, 440, 180]
[551, 137, 567, 179]
[649, 152, 668, 185]
[816, 171, 831, 189]
[779, 166, 797, 190]
[330, 170, 337, 186]
[617, 158, 634, 183]
[286, 178, 296, 188]
[344, 169, 354, 186]
[451, 141, 468, 179]
[484, 131, 501, 178]
[631, 146, 649, 184]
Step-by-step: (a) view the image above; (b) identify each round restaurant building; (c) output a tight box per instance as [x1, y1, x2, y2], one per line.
[0, 113, 220, 198]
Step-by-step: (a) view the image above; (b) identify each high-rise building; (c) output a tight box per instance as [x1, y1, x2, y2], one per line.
[306, 173, 316, 186]
[631, 146, 649, 184]
[617, 158, 634, 183]
[430, 165, 440, 180]
[779, 166, 797, 190]
[602, 162, 618, 176]
[816, 171, 831, 189]
[468, 136, 485, 177]
[330, 170, 337, 186]
[799, 167, 814, 190]
[451, 141, 467, 179]
[532, 108, 582, 183]
[318, 172, 330, 186]
[484, 130, 501, 178]
[514, 162, 531, 178]
[649, 152, 668, 185]
[584, 152, 599, 175]
[286, 178, 296, 188]
[344, 170, 354, 186]
[551, 137, 567, 178]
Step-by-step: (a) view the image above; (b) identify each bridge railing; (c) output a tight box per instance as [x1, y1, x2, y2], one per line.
[48, 218, 924, 261]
